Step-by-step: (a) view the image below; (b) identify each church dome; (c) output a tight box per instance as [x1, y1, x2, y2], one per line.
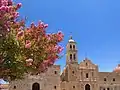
[113, 64, 120, 73]
[68, 39, 75, 42]
[68, 36, 75, 43]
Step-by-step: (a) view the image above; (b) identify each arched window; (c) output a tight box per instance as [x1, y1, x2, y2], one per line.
[54, 86, 56, 89]
[73, 45, 75, 49]
[72, 71, 74, 74]
[54, 71, 57, 74]
[32, 82, 40, 90]
[73, 86, 75, 88]
[86, 73, 88, 78]
[74, 54, 76, 60]
[113, 78, 115, 81]
[70, 45, 72, 49]
[104, 78, 106, 81]
[70, 54, 72, 60]
[13, 86, 16, 89]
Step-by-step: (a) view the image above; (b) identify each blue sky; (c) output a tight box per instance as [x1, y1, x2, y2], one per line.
[1, 0, 120, 84]
[15, 0, 120, 72]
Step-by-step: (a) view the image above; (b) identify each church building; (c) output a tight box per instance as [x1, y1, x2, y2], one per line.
[9, 37, 120, 90]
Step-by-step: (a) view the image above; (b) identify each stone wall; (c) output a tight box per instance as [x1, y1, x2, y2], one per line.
[9, 65, 61, 90]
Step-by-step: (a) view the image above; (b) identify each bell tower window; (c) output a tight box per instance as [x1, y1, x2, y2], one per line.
[70, 54, 72, 60]
[70, 45, 72, 49]
[74, 54, 76, 60]
[73, 45, 75, 49]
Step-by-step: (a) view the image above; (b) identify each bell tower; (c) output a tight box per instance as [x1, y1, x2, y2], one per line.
[66, 36, 78, 64]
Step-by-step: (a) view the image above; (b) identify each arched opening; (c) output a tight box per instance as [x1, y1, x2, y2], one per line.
[70, 54, 72, 60]
[86, 73, 88, 78]
[70, 45, 72, 49]
[73, 54, 76, 60]
[73, 45, 75, 49]
[85, 84, 90, 90]
[32, 82, 40, 90]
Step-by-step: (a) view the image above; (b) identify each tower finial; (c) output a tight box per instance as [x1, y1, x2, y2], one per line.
[70, 32, 72, 39]
[70, 35, 72, 39]
[68, 32, 75, 42]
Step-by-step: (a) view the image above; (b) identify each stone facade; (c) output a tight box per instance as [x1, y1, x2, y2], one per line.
[9, 65, 61, 90]
[9, 37, 120, 90]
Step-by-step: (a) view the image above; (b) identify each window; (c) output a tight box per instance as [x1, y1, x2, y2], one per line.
[74, 54, 76, 60]
[73, 86, 75, 88]
[54, 71, 57, 74]
[73, 45, 75, 49]
[70, 54, 72, 60]
[103, 88, 105, 90]
[14, 86, 16, 89]
[86, 63, 88, 66]
[92, 72, 94, 77]
[86, 73, 88, 78]
[72, 71, 74, 74]
[107, 88, 110, 90]
[104, 78, 106, 81]
[113, 78, 115, 81]
[70, 45, 72, 49]
[54, 86, 56, 89]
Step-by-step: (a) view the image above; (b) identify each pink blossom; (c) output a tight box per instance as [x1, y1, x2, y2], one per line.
[8, 6, 12, 12]
[8, 0, 13, 5]
[13, 12, 19, 18]
[44, 24, 48, 28]
[57, 46, 63, 53]
[56, 31, 64, 42]
[31, 22, 35, 28]
[17, 3, 22, 9]
[17, 30, 24, 37]
[25, 40, 31, 49]
[0, 6, 6, 11]
[5, 6, 9, 12]
[26, 40, 31, 44]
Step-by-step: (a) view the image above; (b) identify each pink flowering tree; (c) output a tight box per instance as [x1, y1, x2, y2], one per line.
[0, 0, 64, 81]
